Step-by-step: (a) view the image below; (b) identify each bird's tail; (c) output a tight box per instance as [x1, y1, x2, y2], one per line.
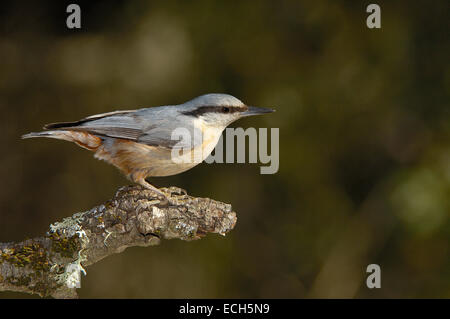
[22, 131, 63, 139]
[22, 130, 103, 151]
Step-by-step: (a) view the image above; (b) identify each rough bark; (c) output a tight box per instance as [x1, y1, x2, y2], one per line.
[0, 186, 237, 298]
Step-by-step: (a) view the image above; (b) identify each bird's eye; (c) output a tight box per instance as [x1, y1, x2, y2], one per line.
[222, 107, 230, 113]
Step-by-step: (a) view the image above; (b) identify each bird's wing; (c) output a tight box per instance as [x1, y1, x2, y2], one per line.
[44, 108, 201, 149]
[44, 110, 143, 140]
[44, 110, 137, 130]
[137, 125, 201, 149]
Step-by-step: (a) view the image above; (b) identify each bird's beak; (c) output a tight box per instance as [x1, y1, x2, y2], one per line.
[240, 106, 275, 117]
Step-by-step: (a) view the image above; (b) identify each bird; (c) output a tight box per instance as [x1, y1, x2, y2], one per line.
[22, 93, 274, 198]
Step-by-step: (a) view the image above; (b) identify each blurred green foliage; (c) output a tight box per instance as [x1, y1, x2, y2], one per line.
[0, 0, 449, 298]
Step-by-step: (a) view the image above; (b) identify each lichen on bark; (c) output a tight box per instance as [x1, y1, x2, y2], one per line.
[0, 185, 237, 298]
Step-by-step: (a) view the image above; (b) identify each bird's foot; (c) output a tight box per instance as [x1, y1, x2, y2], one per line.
[137, 180, 169, 203]
[142, 188, 169, 207]
[137, 180, 188, 206]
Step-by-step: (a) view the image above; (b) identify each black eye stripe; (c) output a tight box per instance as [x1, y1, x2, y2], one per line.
[182, 105, 247, 117]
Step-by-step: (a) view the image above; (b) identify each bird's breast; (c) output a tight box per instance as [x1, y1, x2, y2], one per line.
[198, 121, 224, 159]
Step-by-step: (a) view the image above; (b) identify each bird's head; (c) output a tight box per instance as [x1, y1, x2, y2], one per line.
[180, 93, 274, 128]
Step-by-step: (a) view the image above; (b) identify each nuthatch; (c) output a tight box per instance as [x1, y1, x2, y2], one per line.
[22, 94, 274, 198]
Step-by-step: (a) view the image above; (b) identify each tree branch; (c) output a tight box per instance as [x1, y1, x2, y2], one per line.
[0, 186, 237, 298]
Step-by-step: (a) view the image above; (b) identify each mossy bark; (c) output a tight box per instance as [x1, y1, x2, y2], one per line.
[0, 185, 236, 298]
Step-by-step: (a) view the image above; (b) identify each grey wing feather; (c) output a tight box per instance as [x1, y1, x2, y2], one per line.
[44, 109, 145, 140]
[44, 110, 136, 130]
[135, 108, 203, 149]
[138, 127, 191, 149]
[44, 106, 200, 149]
[76, 111, 144, 140]
[71, 126, 143, 140]
[83, 110, 137, 120]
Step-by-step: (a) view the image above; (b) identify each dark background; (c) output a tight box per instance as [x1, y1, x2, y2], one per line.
[0, 1, 449, 298]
